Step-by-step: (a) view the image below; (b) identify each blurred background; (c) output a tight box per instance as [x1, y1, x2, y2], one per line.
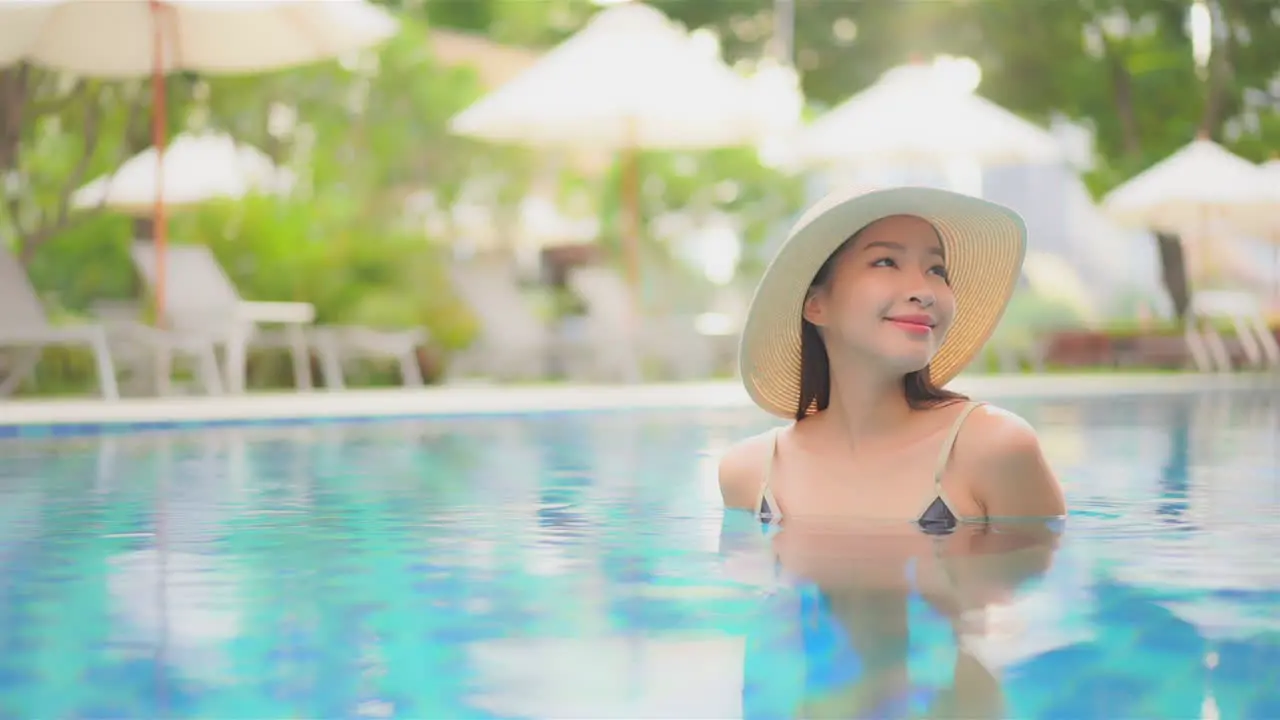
[2, 0, 1279, 398]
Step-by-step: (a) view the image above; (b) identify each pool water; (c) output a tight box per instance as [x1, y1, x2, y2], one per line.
[1, 390, 1279, 719]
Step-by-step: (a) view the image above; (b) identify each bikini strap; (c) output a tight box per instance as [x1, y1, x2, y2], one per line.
[756, 428, 783, 523]
[933, 401, 984, 494]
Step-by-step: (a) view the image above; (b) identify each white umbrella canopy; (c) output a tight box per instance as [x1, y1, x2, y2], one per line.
[0, 0, 398, 78]
[1103, 138, 1279, 285]
[1256, 160, 1280, 303]
[72, 131, 294, 215]
[0, 0, 397, 320]
[1260, 159, 1280, 184]
[1102, 138, 1275, 236]
[449, 2, 768, 301]
[792, 58, 1064, 169]
[448, 2, 763, 151]
[1261, 158, 1280, 190]
[1256, 159, 1280, 237]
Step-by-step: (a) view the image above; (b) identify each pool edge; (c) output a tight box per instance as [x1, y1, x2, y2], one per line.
[1, 373, 1275, 437]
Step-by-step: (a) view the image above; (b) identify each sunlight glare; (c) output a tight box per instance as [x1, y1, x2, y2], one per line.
[1188, 0, 1213, 70]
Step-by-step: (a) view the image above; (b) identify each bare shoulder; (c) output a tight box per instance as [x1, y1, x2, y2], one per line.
[960, 403, 1041, 450]
[717, 429, 778, 512]
[955, 403, 1066, 518]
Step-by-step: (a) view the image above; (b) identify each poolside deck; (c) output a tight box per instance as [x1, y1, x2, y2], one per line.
[1, 372, 1276, 431]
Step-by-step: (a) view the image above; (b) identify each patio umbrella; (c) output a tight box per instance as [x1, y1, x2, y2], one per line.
[0, 0, 397, 320]
[1102, 137, 1276, 285]
[447, 2, 766, 300]
[792, 57, 1064, 173]
[72, 131, 293, 215]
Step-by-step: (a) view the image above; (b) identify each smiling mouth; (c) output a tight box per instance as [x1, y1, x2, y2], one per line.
[886, 319, 934, 333]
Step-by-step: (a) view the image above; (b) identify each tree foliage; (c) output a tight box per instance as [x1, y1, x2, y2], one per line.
[643, 0, 1280, 193]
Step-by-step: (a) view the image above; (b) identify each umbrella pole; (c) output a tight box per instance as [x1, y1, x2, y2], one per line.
[622, 146, 641, 300]
[1201, 207, 1209, 287]
[150, 0, 168, 326]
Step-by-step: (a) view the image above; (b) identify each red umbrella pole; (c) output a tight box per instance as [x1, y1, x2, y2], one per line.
[150, 0, 168, 325]
[622, 145, 640, 298]
[621, 116, 642, 312]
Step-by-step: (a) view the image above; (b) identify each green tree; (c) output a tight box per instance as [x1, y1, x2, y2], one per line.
[647, 0, 1279, 194]
[0, 68, 168, 262]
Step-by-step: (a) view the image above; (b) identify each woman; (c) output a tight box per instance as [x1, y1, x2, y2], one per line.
[719, 185, 1066, 718]
[720, 185, 1065, 527]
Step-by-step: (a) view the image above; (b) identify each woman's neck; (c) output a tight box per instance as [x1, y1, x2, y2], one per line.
[822, 356, 914, 443]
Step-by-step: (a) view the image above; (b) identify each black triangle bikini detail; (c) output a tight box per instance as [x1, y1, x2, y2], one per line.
[757, 401, 984, 534]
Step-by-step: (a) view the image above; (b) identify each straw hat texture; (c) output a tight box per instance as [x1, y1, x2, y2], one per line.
[739, 185, 1027, 419]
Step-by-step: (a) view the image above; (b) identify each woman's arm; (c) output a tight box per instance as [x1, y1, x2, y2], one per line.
[965, 408, 1067, 519]
[717, 431, 774, 512]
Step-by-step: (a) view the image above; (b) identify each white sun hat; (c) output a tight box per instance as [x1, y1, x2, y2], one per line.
[739, 185, 1027, 419]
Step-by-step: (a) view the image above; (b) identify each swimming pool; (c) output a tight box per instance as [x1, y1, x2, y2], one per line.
[1, 389, 1277, 718]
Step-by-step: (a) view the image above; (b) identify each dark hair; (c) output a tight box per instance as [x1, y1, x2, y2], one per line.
[795, 228, 968, 421]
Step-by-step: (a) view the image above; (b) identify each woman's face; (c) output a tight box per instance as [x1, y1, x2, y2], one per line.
[803, 214, 956, 374]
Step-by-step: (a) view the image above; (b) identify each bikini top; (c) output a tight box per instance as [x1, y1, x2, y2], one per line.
[756, 401, 984, 534]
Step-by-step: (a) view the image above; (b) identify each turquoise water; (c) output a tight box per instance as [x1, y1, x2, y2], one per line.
[1, 390, 1278, 719]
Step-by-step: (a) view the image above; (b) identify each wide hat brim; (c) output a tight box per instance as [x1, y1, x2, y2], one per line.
[738, 186, 1027, 419]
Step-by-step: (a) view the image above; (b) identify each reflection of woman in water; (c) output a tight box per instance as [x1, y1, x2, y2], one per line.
[717, 186, 1066, 717]
[728, 518, 1060, 718]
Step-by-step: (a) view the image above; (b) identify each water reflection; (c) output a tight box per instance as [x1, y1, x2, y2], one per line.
[724, 514, 1060, 719]
[0, 391, 1278, 717]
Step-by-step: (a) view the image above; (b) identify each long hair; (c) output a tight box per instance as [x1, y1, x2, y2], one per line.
[795, 230, 968, 421]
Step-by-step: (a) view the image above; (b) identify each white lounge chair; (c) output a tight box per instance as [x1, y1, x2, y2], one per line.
[130, 242, 426, 392]
[565, 266, 645, 383]
[88, 299, 225, 397]
[1187, 290, 1280, 373]
[568, 266, 736, 381]
[447, 259, 555, 381]
[0, 249, 119, 400]
[310, 325, 426, 390]
[0, 250, 223, 400]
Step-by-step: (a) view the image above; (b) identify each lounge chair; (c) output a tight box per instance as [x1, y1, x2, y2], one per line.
[564, 266, 645, 383]
[568, 266, 737, 381]
[130, 241, 426, 392]
[1187, 290, 1280, 372]
[310, 325, 426, 390]
[446, 258, 556, 381]
[0, 249, 119, 400]
[0, 250, 222, 400]
[88, 299, 225, 396]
